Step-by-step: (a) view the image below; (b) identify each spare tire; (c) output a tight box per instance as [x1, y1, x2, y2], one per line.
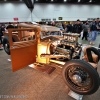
[62, 59, 100, 95]
[2, 36, 10, 55]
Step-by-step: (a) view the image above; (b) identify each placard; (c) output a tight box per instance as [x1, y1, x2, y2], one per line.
[13, 18, 18, 21]
[58, 17, 63, 20]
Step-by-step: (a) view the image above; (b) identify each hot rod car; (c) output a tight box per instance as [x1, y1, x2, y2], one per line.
[2, 23, 100, 96]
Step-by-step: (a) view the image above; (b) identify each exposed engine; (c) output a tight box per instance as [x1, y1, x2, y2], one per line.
[50, 38, 82, 61]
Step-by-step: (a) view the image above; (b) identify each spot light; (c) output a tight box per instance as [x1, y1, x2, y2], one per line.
[78, 0, 81, 2]
[89, 0, 92, 2]
[51, 0, 53, 1]
[64, 0, 67, 2]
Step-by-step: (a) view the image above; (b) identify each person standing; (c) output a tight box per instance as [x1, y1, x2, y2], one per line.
[82, 21, 89, 40]
[0, 25, 2, 45]
[89, 19, 98, 45]
[6, 22, 14, 29]
[96, 18, 100, 31]
[0, 24, 5, 44]
[73, 19, 82, 37]
[66, 22, 72, 33]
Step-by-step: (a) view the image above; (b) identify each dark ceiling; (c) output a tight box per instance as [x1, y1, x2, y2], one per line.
[0, 0, 100, 4]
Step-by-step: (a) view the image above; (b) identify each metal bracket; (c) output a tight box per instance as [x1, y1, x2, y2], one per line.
[68, 90, 83, 100]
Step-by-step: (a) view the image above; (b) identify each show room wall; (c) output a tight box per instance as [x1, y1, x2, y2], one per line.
[0, 2, 31, 22]
[0, 2, 100, 22]
[37, 3, 100, 21]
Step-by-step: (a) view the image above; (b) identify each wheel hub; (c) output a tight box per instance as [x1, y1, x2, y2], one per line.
[72, 74, 82, 84]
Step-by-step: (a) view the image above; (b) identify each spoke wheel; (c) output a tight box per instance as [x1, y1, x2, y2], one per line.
[62, 59, 100, 95]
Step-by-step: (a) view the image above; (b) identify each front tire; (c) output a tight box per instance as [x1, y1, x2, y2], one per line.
[62, 59, 100, 95]
[2, 36, 10, 55]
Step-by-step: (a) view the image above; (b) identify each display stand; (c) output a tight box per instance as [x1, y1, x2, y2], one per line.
[68, 90, 83, 100]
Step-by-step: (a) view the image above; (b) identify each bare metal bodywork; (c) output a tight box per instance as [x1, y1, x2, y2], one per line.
[6, 23, 80, 71]
[4, 23, 100, 95]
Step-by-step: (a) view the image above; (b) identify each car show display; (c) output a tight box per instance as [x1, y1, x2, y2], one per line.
[2, 23, 100, 99]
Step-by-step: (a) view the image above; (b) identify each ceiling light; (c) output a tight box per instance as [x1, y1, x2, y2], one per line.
[89, 0, 92, 2]
[78, 0, 81, 2]
[51, 0, 53, 1]
[4, 0, 7, 1]
[64, 0, 67, 2]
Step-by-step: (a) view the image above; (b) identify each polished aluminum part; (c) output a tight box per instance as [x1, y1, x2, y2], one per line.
[72, 75, 82, 84]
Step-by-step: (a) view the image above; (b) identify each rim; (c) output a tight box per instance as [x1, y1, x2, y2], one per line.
[65, 65, 93, 92]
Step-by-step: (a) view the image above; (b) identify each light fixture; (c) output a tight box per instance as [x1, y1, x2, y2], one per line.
[89, 0, 92, 2]
[51, 0, 53, 1]
[4, 0, 7, 1]
[64, 0, 67, 2]
[78, 0, 81, 2]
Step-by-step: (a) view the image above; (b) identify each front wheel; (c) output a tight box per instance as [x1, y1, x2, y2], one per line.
[2, 36, 10, 55]
[62, 59, 100, 95]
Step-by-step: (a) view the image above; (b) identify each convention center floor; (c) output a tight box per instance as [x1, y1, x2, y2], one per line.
[0, 34, 100, 100]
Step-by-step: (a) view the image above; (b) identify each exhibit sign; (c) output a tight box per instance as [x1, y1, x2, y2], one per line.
[13, 18, 18, 21]
[58, 17, 63, 20]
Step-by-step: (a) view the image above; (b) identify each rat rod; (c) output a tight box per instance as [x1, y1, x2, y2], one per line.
[2, 23, 100, 95]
